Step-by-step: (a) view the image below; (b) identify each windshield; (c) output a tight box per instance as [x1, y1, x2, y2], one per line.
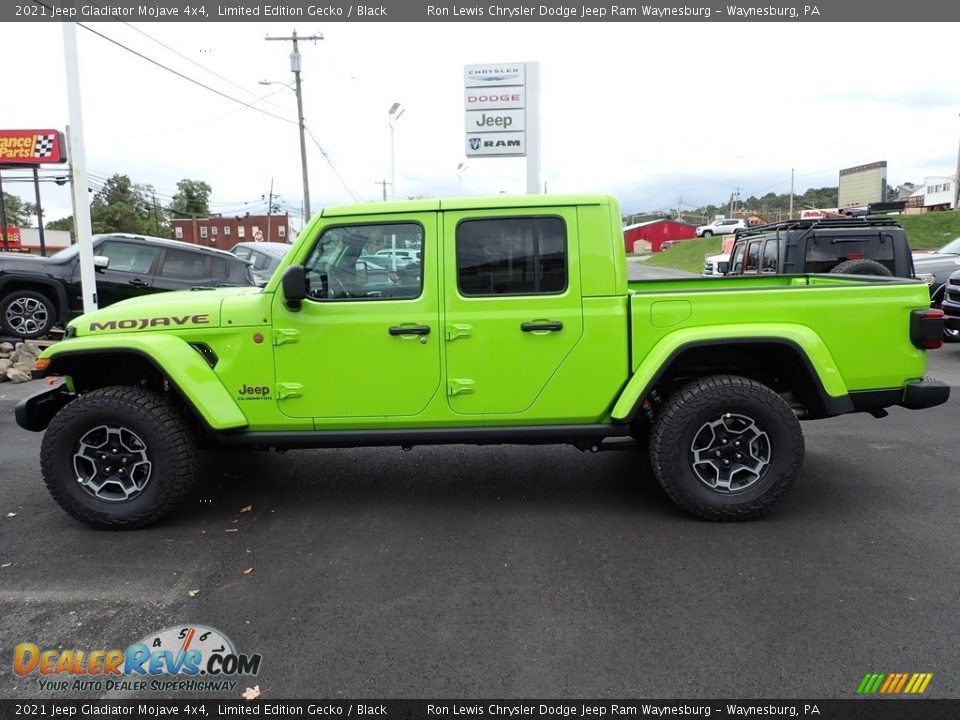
[938, 237, 960, 254]
[50, 244, 80, 260]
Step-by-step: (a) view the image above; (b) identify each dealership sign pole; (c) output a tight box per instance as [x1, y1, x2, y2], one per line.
[62, 21, 98, 312]
[464, 61, 541, 194]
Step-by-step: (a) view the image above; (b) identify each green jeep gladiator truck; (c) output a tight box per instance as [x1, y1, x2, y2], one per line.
[16, 195, 949, 529]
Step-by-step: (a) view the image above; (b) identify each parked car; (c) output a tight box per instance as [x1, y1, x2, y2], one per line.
[0, 233, 256, 340]
[373, 248, 420, 267]
[724, 217, 915, 279]
[695, 219, 746, 237]
[18, 193, 948, 528]
[913, 237, 960, 298]
[229, 241, 292, 285]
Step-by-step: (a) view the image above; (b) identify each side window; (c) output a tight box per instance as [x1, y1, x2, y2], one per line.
[99, 241, 160, 275]
[745, 241, 762, 273]
[302, 222, 424, 301]
[761, 240, 779, 271]
[730, 244, 746, 274]
[233, 246, 252, 261]
[160, 248, 210, 280]
[210, 258, 230, 283]
[252, 251, 272, 271]
[457, 216, 566, 296]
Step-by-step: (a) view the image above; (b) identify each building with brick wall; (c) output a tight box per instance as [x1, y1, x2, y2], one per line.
[169, 214, 291, 251]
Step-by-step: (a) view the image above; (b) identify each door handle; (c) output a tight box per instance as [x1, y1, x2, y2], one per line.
[389, 325, 431, 336]
[128, 278, 149, 287]
[521, 321, 563, 332]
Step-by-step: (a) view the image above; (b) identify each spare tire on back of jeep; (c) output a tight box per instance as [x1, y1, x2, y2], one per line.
[829, 258, 892, 277]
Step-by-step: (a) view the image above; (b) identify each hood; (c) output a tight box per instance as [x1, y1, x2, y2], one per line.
[913, 252, 960, 267]
[0, 252, 65, 272]
[69, 286, 260, 337]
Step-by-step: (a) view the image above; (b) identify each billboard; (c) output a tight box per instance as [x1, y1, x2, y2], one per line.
[838, 161, 887, 209]
[0, 129, 66, 165]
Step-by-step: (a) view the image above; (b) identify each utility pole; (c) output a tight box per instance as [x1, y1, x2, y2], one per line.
[954, 113, 960, 211]
[265, 176, 274, 242]
[789, 169, 795, 220]
[375, 179, 390, 201]
[152, 190, 161, 236]
[266, 30, 322, 222]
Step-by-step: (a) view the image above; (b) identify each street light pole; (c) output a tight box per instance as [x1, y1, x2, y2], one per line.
[265, 30, 322, 222]
[389, 102, 404, 201]
[457, 163, 467, 190]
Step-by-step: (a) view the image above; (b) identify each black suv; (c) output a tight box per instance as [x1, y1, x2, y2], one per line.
[0, 233, 256, 339]
[724, 217, 915, 278]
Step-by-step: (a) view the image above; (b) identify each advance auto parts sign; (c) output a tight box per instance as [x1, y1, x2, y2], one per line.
[0, 129, 66, 165]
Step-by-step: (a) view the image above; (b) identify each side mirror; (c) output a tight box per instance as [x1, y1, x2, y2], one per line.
[282, 265, 307, 308]
[717, 262, 729, 274]
[355, 261, 368, 284]
[93, 255, 110, 271]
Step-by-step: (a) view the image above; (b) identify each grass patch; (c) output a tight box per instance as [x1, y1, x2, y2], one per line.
[643, 236, 723, 273]
[898, 213, 960, 250]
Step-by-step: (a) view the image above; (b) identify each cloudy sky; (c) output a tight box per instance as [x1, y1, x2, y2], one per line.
[3, 21, 959, 227]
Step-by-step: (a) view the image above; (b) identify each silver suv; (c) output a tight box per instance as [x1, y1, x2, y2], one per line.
[695, 218, 747, 237]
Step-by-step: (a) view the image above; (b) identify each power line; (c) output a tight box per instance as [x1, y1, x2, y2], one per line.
[72, 21, 299, 127]
[305, 127, 361, 203]
[121, 22, 289, 114]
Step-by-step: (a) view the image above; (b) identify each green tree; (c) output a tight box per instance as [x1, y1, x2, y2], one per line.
[89, 174, 166, 236]
[46, 216, 75, 237]
[1, 192, 37, 228]
[169, 179, 212, 218]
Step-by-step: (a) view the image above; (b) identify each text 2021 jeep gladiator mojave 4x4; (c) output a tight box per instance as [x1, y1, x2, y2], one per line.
[16, 195, 950, 529]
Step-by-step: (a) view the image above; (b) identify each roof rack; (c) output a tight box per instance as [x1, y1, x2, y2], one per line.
[735, 216, 901, 239]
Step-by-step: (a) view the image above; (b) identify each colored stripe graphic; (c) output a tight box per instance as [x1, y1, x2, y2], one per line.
[857, 673, 932, 694]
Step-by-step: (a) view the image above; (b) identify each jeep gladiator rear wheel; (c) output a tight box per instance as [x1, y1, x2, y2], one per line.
[649, 375, 804, 521]
[0, 289, 55, 339]
[40, 387, 197, 529]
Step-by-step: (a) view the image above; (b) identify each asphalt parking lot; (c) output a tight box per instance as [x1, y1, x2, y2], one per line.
[1, 292, 959, 699]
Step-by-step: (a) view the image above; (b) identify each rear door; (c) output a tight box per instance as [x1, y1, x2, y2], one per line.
[442, 208, 583, 416]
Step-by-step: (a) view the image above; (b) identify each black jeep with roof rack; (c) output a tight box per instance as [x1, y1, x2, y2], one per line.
[723, 217, 915, 279]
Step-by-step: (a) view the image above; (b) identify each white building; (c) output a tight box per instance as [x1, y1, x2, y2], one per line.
[923, 175, 957, 211]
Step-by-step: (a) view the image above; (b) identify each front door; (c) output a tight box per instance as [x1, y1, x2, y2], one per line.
[442, 209, 583, 416]
[273, 215, 441, 420]
[83, 238, 159, 307]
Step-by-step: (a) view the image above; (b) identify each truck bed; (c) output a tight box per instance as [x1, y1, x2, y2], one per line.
[626, 273, 931, 395]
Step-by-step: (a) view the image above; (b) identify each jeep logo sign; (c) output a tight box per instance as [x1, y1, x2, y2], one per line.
[464, 110, 525, 133]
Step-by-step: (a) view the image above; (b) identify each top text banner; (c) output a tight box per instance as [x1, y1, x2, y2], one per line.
[8, 0, 960, 21]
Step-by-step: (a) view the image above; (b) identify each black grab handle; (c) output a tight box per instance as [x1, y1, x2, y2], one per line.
[389, 325, 431, 336]
[521, 321, 563, 332]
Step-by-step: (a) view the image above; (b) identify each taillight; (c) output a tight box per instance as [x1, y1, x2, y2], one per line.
[910, 308, 944, 350]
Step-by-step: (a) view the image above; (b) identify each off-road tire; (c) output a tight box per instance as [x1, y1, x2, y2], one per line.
[40, 386, 197, 530]
[829, 258, 892, 277]
[650, 375, 804, 521]
[0, 289, 56, 339]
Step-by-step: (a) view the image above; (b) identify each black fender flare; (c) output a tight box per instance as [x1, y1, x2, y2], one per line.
[0, 274, 71, 322]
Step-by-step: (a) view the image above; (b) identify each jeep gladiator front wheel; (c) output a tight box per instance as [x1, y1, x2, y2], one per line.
[40, 387, 197, 529]
[650, 375, 804, 521]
